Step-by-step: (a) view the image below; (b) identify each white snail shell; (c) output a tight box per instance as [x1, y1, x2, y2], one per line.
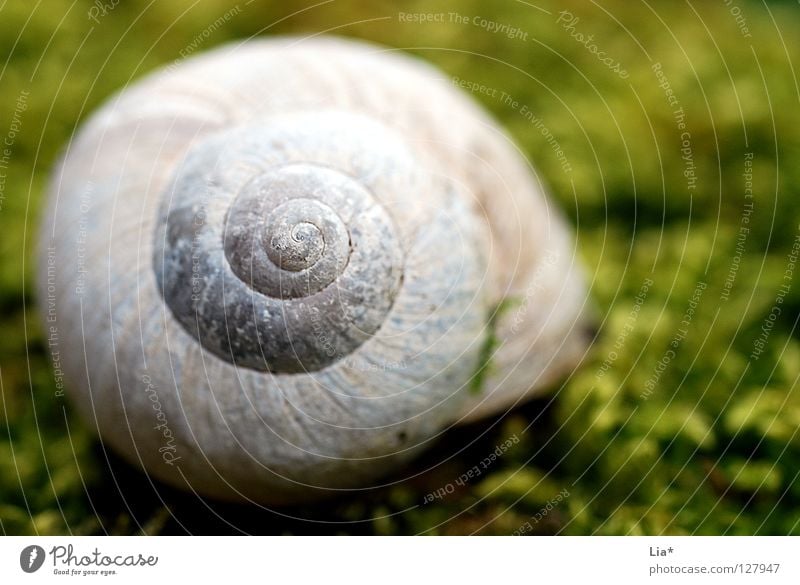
[38, 37, 590, 504]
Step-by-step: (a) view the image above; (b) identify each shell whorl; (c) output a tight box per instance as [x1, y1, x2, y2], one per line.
[155, 113, 407, 373]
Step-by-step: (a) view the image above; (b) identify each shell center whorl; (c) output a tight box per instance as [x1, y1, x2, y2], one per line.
[224, 167, 354, 300]
[155, 125, 407, 373]
[268, 219, 324, 272]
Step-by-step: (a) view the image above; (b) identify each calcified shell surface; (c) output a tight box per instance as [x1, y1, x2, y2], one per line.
[38, 37, 590, 504]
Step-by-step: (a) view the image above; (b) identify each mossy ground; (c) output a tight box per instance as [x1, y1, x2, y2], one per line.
[1, 0, 799, 534]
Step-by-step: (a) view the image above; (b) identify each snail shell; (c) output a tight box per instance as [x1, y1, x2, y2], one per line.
[38, 37, 590, 504]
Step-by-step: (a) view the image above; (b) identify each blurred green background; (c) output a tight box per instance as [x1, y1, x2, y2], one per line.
[1, 0, 799, 535]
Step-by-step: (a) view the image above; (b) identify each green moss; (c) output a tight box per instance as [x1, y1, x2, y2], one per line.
[469, 297, 519, 395]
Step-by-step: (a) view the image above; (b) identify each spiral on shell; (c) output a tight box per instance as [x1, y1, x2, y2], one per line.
[38, 37, 590, 504]
[155, 116, 409, 373]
